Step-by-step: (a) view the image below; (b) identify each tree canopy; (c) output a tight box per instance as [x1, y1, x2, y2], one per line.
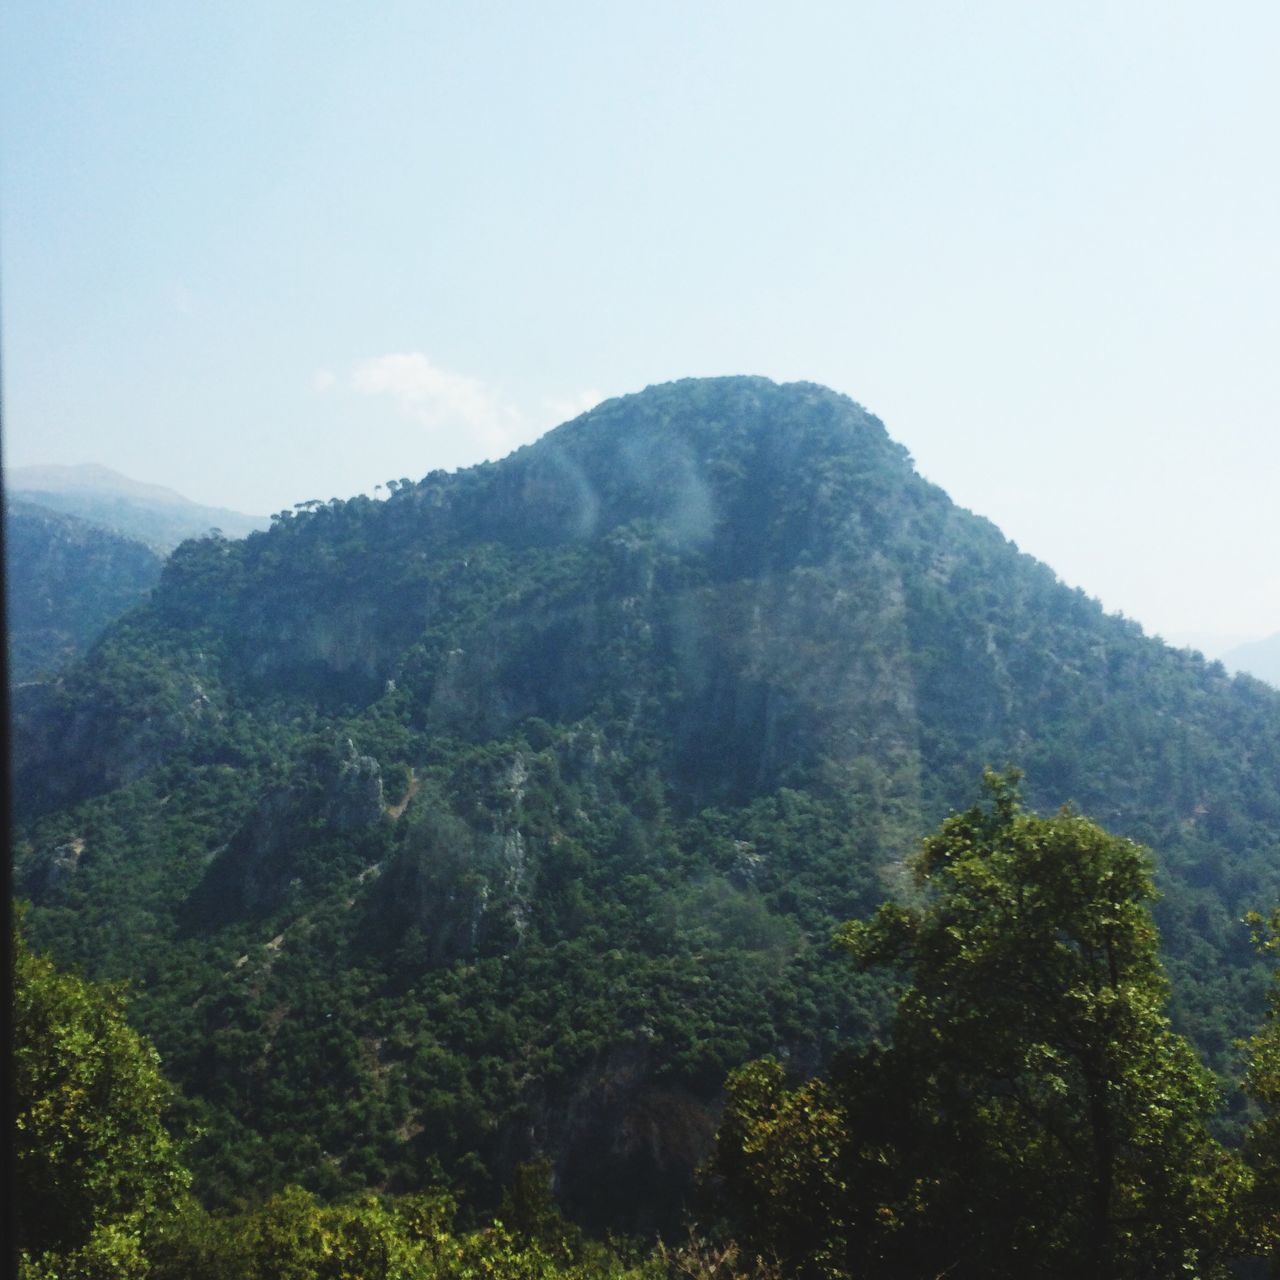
[1242, 908, 1280, 1265]
[14, 910, 190, 1274]
[713, 772, 1250, 1279]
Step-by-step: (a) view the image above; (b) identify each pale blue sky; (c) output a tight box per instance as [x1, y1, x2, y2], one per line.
[2, 1, 1277, 648]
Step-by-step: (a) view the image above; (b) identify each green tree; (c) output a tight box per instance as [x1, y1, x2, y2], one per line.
[14, 912, 190, 1274]
[713, 772, 1247, 1279]
[709, 1059, 849, 1276]
[1243, 908, 1280, 1268]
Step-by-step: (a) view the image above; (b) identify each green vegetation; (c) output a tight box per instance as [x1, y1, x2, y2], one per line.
[5, 500, 163, 683]
[1242, 909, 1280, 1261]
[15, 913, 777, 1279]
[711, 774, 1259, 1277]
[12, 377, 1280, 1237]
[17, 783, 1279, 1277]
[14, 910, 189, 1277]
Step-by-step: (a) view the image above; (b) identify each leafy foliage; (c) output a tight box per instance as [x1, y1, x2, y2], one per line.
[1242, 910, 1280, 1264]
[14, 911, 190, 1271]
[15, 927, 786, 1280]
[713, 775, 1251, 1278]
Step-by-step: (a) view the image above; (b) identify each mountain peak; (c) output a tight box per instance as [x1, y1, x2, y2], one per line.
[13, 372, 1280, 1234]
[430, 375, 916, 560]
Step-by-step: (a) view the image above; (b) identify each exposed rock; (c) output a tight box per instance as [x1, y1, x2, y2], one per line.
[11, 676, 208, 816]
[330, 739, 384, 831]
[22, 836, 86, 899]
[191, 740, 385, 921]
[514, 1041, 718, 1234]
[373, 751, 534, 964]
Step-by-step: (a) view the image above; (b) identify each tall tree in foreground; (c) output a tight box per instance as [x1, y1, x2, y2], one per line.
[712, 772, 1248, 1279]
[1242, 909, 1280, 1269]
[14, 911, 190, 1278]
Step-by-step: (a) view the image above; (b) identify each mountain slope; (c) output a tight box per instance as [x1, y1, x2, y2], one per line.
[5, 500, 164, 683]
[14, 376, 1280, 1229]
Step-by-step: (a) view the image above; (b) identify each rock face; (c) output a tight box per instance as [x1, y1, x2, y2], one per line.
[518, 1042, 718, 1234]
[329, 742, 385, 831]
[21, 836, 86, 899]
[13, 376, 1280, 1229]
[11, 674, 210, 814]
[194, 740, 385, 920]
[374, 752, 532, 965]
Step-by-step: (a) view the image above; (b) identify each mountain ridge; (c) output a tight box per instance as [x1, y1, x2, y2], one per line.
[8, 462, 268, 550]
[14, 375, 1280, 1228]
[9, 462, 204, 505]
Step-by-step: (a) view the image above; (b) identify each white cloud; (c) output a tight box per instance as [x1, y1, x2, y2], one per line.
[320, 353, 609, 466]
[347, 353, 527, 457]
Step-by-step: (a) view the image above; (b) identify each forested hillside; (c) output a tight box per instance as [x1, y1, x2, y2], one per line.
[5, 500, 164, 683]
[13, 376, 1280, 1232]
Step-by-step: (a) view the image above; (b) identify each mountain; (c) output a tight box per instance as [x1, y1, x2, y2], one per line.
[13, 376, 1280, 1231]
[8, 463, 267, 550]
[1223, 632, 1280, 688]
[5, 465, 264, 682]
[5, 500, 164, 684]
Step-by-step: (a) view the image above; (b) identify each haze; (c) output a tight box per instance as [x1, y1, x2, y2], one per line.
[2, 1, 1277, 651]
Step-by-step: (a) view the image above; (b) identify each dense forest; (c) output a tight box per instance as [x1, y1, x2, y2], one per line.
[16, 780, 1280, 1275]
[12, 377, 1280, 1271]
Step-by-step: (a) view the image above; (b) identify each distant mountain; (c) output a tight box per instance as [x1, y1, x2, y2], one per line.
[13, 377, 1280, 1231]
[5, 500, 164, 683]
[11, 462, 206, 504]
[1222, 632, 1280, 688]
[8, 463, 267, 550]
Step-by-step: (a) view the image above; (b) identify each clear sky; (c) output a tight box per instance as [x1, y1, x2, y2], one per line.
[2, 1, 1277, 651]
